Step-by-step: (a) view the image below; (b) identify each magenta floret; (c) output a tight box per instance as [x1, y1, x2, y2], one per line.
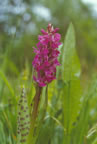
[32, 24, 61, 87]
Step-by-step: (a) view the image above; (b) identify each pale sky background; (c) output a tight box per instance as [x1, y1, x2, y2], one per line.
[82, 0, 97, 15]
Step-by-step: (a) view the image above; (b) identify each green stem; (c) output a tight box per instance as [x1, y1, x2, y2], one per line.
[64, 81, 71, 144]
[32, 86, 48, 144]
[27, 86, 42, 144]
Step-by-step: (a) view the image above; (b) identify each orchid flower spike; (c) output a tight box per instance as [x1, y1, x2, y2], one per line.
[32, 24, 61, 87]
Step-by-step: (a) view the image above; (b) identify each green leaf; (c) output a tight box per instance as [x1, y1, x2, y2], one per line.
[87, 123, 97, 139]
[62, 23, 81, 143]
[0, 121, 6, 143]
[0, 70, 14, 97]
[92, 137, 97, 144]
[74, 100, 89, 144]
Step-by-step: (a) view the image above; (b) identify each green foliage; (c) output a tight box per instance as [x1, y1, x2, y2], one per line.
[1, 23, 97, 144]
[62, 23, 81, 143]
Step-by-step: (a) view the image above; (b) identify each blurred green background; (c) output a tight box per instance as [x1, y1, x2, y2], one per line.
[1, 0, 97, 144]
[1, 0, 97, 77]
